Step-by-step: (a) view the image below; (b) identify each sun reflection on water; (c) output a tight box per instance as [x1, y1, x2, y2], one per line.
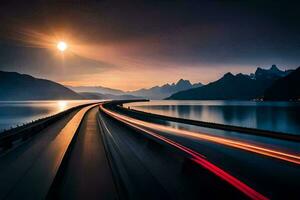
[57, 101, 68, 111]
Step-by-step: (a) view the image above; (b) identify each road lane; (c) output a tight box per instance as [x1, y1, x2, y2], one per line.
[0, 104, 97, 200]
[48, 107, 117, 200]
[101, 104, 300, 200]
[98, 108, 259, 200]
[98, 110, 171, 199]
[0, 108, 80, 200]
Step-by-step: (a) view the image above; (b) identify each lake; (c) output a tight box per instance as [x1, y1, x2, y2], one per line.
[125, 100, 300, 135]
[0, 100, 99, 132]
[2, 100, 300, 135]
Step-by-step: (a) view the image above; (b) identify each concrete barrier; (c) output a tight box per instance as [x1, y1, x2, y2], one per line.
[0, 103, 96, 151]
[112, 103, 300, 142]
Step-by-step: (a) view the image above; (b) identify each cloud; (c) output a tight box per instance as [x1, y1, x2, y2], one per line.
[0, 1, 300, 90]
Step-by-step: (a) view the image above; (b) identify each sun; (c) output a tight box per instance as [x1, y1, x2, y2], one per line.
[57, 41, 68, 52]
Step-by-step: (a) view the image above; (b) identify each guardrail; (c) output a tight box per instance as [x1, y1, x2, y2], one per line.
[0, 103, 96, 151]
[104, 100, 300, 142]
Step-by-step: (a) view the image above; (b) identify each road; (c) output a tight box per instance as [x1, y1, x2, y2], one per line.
[47, 107, 117, 200]
[100, 103, 300, 200]
[0, 101, 299, 200]
[98, 109, 247, 199]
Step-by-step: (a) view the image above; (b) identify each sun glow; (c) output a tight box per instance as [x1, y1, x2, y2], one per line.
[57, 41, 68, 52]
[57, 101, 68, 111]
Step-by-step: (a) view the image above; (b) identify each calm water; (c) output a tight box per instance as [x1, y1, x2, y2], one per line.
[0, 100, 99, 132]
[125, 100, 300, 135]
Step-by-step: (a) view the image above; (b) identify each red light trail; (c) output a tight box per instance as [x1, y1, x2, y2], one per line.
[100, 104, 270, 200]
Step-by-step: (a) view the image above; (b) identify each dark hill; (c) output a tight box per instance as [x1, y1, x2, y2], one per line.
[167, 73, 257, 100]
[0, 71, 83, 100]
[264, 67, 300, 101]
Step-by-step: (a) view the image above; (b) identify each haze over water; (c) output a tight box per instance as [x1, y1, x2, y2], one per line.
[126, 100, 300, 135]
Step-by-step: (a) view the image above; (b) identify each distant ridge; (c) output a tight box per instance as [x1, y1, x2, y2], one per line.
[128, 79, 203, 99]
[0, 71, 83, 100]
[67, 85, 125, 96]
[69, 79, 203, 100]
[79, 92, 141, 100]
[167, 65, 293, 100]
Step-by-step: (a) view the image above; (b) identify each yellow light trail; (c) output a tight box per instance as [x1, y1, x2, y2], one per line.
[100, 104, 269, 200]
[100, 105, 300, 165]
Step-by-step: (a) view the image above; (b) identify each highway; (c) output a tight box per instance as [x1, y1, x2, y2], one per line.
[100, 102, 300, 200]
[0, 100, 299, 200]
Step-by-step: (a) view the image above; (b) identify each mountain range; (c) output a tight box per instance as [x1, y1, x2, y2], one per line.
[1, 65, 298, 101]
[127, 79, 203, 99]
[68, 79, 203, 100]
[0, 70, 202, 101]
[0, 71, 82, 100]
[167, 65, 295, 100]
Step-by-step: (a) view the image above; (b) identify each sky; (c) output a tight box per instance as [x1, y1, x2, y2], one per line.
[0, 0, 300, 91]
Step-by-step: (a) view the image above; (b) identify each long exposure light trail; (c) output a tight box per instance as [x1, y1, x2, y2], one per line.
[100, 105, 300, 165]
[100, 104, 268, 200]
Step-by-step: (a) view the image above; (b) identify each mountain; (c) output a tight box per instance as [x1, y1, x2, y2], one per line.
[128, 79, 203, 99]
[167, 65, 290, 100]
[263, 67, 300, 101]
[69, 79, 203, 100]
[253, 64, 293, 80]
[167, 73, 259, 100]
[0, 71, 83, 100]
[79, 92, 140, 100]
[67, 85, 126, 96]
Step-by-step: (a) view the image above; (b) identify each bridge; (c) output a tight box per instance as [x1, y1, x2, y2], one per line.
[0, 100, 299, 200]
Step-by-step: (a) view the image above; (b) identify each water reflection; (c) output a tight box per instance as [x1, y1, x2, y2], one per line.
[126, 100, 300, 135]
[57, 100, 68, 112]
[0, 100, 98, 132]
